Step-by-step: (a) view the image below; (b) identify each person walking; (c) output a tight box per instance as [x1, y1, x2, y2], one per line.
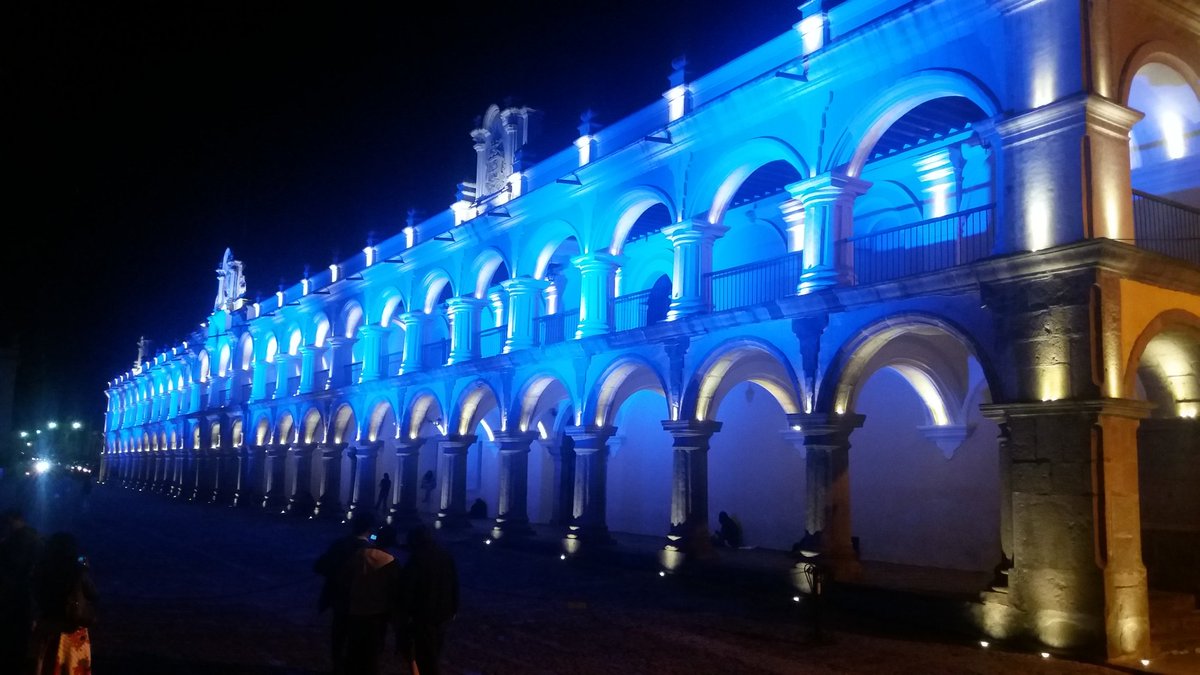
[30, 531, 97, 675]
[374, 473, 392, 513]
[314, 511, 375, 675]
[401, 525, 458, 675]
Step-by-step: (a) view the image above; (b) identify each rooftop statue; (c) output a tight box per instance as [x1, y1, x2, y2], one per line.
[214, 247, 248, 313]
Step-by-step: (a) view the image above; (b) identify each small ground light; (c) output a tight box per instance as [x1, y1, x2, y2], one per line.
[1040, 652, 1050, 659]
[792, 596, 800, 603]
[979, 641, 989, 648]
[658, 571, 666, 577]
[560, 554, 566, 560]
[1141, 659, 1151, 667]
[484, 539, 492, 545]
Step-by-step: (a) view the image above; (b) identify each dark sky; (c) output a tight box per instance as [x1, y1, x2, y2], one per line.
[4, 2, 800, 429]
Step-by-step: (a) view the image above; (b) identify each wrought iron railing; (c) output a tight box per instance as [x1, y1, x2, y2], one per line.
[286, 376, 300, 396]
[613, 290, 653, 332]
[421, 339, 450, 368]
[1131, 190, 1200, 267]
[837, 204, 995, 285]
[706, 252, 803, 312]
[313, 369, 330, 390]
[479, 324, 508, 358]
[537, 310, 580, 345]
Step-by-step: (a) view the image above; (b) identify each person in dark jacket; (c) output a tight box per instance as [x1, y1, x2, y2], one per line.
[0, 508, 42, 674]
[315, 510, 375, 675]
[401, 525, 458, 675]
[30, 531, 97, 675]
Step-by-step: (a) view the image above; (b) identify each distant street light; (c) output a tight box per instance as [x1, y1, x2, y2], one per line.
[19, 431, 28, 438]
[72, 421, 83, 429]
[47, 421, 59, 430]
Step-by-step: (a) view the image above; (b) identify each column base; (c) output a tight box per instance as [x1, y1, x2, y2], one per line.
[490, 517, 534, 540]
[262, 492, 288, 513]
[562, 524, 614, 555]
[435, 510, 472, 530]
[388, 507, 424, 531]
[314, 498, 344, 519]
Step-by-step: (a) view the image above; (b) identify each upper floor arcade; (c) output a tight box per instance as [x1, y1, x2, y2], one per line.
[105, 0, 1199, 432]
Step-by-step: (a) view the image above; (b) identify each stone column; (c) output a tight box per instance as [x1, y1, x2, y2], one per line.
[980, 400, 1152, 660]
[262, 445, 289, 511]
[978, 413, 1015, 588]
[314, 443, 347, 518]
[785, 173, 870, 293]
[446, 296, 485, 365]
[391, 437, 426, 528]
[212, 419, 237, 503]
[435, 435, 477, 530]
[238, 445, 264, 507]
[784, 413, 866, 581]
[297, 345, 326, 394]
[662, 219, 727, 320]
[543, 436, 576, 526]
[571, 252, 620, 338]
[249, 359, 270, 402]
[398, 311, 426, 374]
[993, 96, 1142, 253]
[492, 432, 537, 539]
[357, 325, 386, 382]
[187, 447, 206, 501]
[563, 425, 617, 552]
[501, 277, 549, 353]
[326, 336, 356, 388]
[286, 443, 317, 515]
[659, 420, 722, 568]
[273, 354, 295, 399]
[348, 441, 382, 516]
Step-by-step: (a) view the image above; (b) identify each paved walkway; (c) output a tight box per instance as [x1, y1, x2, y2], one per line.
[1, 471, 1186, 674]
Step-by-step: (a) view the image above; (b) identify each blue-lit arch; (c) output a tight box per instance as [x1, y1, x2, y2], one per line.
[832, 69, 1002, 178]
[585, 354, 670, 428]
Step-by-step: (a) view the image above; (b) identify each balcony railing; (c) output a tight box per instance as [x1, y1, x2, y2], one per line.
[706, 252, 803, 313]
[837, 204, 995, 286]
[421, 339, 450, 368]
[1131, 190, 1200, 267]
[537, 310, 580, 345]
[385, 352, 404, 376]
[286, 376, 300, 396]
[314, 369, 330, 391]
[240, 382, 251, 401]
[480, 324, 508, 358]
[613, 290, 653, 332]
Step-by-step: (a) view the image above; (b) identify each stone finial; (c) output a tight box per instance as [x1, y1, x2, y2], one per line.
[578, 109, 599, 137]
[668, 55, 689, 88]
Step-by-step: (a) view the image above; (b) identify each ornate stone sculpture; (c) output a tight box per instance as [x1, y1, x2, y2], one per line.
[214, 248, 247, 312]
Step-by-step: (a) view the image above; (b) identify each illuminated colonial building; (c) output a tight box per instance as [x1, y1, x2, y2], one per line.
[101, 0, 1198, 664]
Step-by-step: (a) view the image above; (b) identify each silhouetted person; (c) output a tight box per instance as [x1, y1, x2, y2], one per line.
[402, 525, 458, 675]
[712, 511, 744, 549]
[0, 508, 42, 674]
[468, 497, 487, 520]
[342, 526, 400, 675]
[315, 510, 375, 675]
[31, 531, 97, 675]
[374, 473, 392, 512]
[420, 471, 436, 506]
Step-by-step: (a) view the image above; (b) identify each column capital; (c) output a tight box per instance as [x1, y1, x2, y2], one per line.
[500, 275, 549, 296]
[570, 251, 622, 273]
[785, 412, 866, 442]
[660, 419, 722, 443]
[356, 324, 386, 339]
[493, 431, 537, 451]
[398, 310, 428, 325]
[438, 434, 478, 452]
[565, 425, 617, 447]
[785, 172, 871, 204]
[445, 295, 487, 312]
[327, 335, 355, 348]
[662, 218, 728, 244]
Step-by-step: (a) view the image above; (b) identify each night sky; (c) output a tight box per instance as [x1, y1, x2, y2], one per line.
[5, 2, 800, 429]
